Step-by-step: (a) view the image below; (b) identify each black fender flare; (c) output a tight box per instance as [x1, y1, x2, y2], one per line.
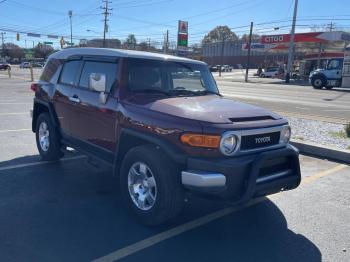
[32, 98, 60, 132]
[113, 128, 187, 175]
[311, 73, 326, 82]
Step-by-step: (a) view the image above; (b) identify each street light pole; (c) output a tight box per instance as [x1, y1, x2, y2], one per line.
[245, 22, 254, 82]
[285, 0, 298, 83]
[219, 35, 225, 77]
[1, 32, 5, 58]
[68, 10, 73, 46]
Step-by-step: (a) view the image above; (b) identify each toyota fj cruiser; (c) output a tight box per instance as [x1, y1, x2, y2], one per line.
[31, 48, 301, 225]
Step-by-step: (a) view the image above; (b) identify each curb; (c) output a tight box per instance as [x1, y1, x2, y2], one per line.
[291, 139, 350, 164]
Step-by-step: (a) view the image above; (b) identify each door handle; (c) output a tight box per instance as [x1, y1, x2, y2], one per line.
[69, 96, 81, 103]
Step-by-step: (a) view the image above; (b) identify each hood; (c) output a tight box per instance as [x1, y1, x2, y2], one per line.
[125, 94, 282, 124]
[310, 68, 326, 75]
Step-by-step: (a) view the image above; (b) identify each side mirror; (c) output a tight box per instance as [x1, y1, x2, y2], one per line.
[89, 73, 107, 93]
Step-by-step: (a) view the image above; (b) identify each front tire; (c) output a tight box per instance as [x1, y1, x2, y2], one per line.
[35, 113, 64, 161]
[120, 145, 184, 226]
[311, 75, 325, 89]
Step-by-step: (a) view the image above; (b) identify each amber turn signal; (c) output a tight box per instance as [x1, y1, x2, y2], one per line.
[180, 134, 220, 148]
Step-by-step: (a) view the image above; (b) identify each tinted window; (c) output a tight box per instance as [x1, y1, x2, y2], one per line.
[40, 58, 63, 82]
[79, 61, 118, 92]
[127, 58, 218, 94]
[327, 59, 342, 70]
[59, 60, 81, 86]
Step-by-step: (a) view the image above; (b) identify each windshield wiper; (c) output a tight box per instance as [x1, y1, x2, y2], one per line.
[133, 89, 170, 96]
[193, 90, 220, 96]
[169, 89, 219, 96]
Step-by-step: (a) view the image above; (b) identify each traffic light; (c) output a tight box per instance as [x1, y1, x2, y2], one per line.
[16, 33, 20, 41]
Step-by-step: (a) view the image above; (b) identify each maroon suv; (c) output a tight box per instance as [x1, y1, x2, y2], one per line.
[31, 48, 301, 225]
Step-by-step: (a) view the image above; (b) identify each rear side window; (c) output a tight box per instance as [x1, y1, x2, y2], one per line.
[79, 61, 118, 92]
[40, 59, 62, 82]
[59, 60, 81, 86]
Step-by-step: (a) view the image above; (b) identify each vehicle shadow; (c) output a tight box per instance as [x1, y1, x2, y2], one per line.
[0, 157, 321, 262]
[119, 196, 322, 262]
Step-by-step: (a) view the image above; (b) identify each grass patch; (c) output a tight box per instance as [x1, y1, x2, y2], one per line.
[329, 130, 348, 139]
[347, 146, 350, 150]
[294, 136, 304, 141]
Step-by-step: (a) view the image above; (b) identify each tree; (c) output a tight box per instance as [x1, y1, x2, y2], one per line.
[240, 33, 260, 42]
[124, 34, 137, 49]
[202, 26, 238, 44]
[33, 43, 54, 59]
[2, 43, 25, 60]
[137, 41, 149, 51]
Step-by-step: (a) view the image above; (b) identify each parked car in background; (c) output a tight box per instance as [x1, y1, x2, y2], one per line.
[30, 48, 301, 225]
[223, 65, 232, 72]
[19, 62, 31, 68]
[0, 63, 11, 71]
[32, 62, 44, 68]
[260, 67, 280, 78]
[209, 65, 219, 72]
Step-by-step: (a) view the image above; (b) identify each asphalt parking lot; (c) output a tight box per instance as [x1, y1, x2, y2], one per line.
[0, 76, 349, 262]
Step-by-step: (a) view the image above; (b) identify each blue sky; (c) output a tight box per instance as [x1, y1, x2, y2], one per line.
[0, 0, 349, 49]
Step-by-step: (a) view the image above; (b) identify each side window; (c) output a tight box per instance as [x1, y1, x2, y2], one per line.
[79, 61, 118, 92]
[59, 60, 81, 86]
[40, 59, 63, 82]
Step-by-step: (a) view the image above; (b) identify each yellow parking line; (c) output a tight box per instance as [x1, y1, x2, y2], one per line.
[92, 163, 349, 262]
[0, 128, 31, 133]
[92, 197, 266, 262]
[301, 164, 348, 185]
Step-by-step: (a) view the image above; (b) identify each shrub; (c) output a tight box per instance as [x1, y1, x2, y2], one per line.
[346, 123, 350, 138]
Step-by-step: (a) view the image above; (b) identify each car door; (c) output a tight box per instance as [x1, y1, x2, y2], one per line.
[53, 59, 83, 136]
[69, 58, 119, 155]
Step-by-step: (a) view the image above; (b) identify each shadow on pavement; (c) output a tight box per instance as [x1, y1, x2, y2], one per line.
[121, 199, 322, 262]
[0, 155, 321, 262]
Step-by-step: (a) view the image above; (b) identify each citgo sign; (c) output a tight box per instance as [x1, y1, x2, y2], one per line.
[261, 35, 285, 44]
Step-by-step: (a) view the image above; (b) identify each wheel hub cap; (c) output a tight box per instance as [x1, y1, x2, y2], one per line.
[38, 122, 50, 152]
[128, 162, 157, 211]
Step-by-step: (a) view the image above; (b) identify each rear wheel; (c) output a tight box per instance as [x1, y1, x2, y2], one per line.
[311, 76, 325, 89]
[120, 145, 184, 226]
[35, 113, 64, 161]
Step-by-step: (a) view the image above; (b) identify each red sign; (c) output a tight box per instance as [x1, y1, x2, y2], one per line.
[261, 32, 327, 44]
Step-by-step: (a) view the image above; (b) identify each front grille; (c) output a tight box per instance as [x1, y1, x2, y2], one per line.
[240, 131, 280, 151]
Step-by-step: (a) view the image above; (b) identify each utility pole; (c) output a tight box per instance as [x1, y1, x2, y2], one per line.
[101, 0, 112, 48]
[147, 38, 151, 51]
[1, 32, 5, 58]
[286, 0, 298, 83]
[245, 22, 254, 82]
[327, 22, 335, 32]
[219, 35, 225, 77]
[68, 10, 73, 46]
[164, 30, 169, 54]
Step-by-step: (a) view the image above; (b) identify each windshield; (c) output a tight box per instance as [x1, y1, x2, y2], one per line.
[127, 58, 219, 96]
[327, 59, 343, 70]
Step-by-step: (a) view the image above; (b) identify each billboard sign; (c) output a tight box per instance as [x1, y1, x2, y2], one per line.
[178, 20, 188, 34]
[177, 20, 188, 56]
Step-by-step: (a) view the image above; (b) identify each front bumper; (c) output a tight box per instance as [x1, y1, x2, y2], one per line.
[181, 144, 301, 204]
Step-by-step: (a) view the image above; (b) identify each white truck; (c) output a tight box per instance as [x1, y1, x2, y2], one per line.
[309, 46, 350, 89]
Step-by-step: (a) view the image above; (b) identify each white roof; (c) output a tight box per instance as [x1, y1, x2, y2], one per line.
[49, 47, 205, 65]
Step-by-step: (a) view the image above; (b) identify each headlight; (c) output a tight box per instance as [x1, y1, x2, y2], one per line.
[220, 133, 238, 155]
[280, 125, 291, 144]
